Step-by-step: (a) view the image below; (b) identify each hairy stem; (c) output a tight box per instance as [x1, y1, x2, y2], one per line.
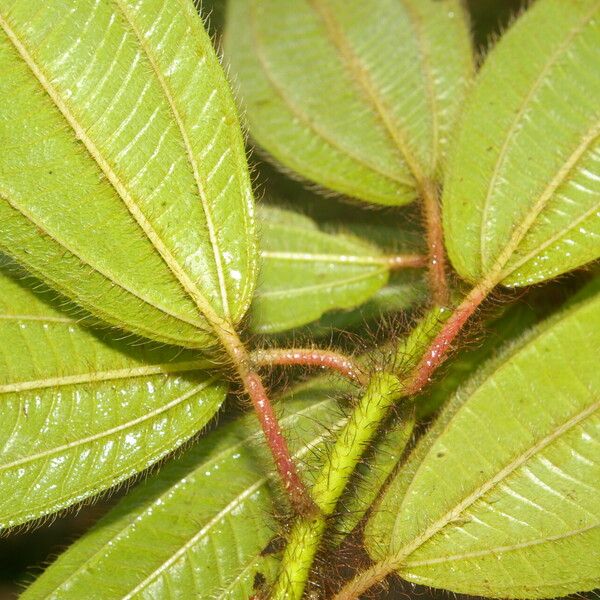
[271, 281, 493, 597]
[386, 253, 428, 270]
[332, 282, 494, 599]
[271, 374, 403, 600]
[404, 281, 492, 394]
[421, 179, 449, 306]
[251, 348, 368, 385]
[217, 326, 314, 516]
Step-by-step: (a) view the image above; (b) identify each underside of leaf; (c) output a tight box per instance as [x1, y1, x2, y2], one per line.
[0, 0, 256, 348]
[0, 260, 226, 529]
[366, 290, 600, 599]
[251, 206, 391, 332]
[443, 0, 600, 287]
[225, 0, 473, 206]
[22, 385, 350, 600]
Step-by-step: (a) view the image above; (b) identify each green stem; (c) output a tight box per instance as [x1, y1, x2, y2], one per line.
[270, 282, 492, 598]
[270, 373, 403, 600]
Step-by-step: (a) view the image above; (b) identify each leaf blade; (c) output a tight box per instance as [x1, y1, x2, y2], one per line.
[225, 0, 473, 205]
[251, 206, 391, 332]
[0, 260, 226, 529]
[22, 382, 351, 600]
[0, 0, 256, 348]
[443, 0, 600, 287]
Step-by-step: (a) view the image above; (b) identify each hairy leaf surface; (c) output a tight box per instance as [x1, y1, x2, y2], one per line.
[366, 292, 600, 598]
[0, 0, 256, 348]
[0, 261, 226, 529]
[251, 206, 392, 332]
[225, 0, 473, 205]
[444, 0, 600, 287]
[23, 383, 351, 599]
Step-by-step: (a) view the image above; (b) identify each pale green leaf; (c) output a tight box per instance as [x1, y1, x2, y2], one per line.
[444, 0, 600, 288]
[0, 259, 226, 530]
[22, 381, 351, 600]
[366, 291, 600, 599]
[0, 0, 256, 348]
[296, 273, 427, 338]
[250, 206, 392, 333]
[225, 0, 473, 205]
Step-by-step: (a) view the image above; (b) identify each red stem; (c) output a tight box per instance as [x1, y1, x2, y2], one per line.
[421, 179, 449, 306]
[252, 348, 368, 386]
[215, 325, 314, 516]
[242, 370, 315, 515]
[406, 282, 492, 395]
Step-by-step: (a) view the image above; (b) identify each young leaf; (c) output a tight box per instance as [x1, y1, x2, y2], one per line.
[0, 0, 256, 349]
[0, 261, 226, 530]
[444, 0, 600, 288]
[225, 0, 473, 205]
[251, 206, 392, 333]
[365, 291, 600, 599]
[22, 383, 350, 600]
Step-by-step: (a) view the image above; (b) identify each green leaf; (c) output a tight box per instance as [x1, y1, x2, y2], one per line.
[225, 0, 473, 205]
[0, 259, 226, 530]
[22, 381, 351, 600]
[295, 273, 426, 338]
[366, 291, 600, 599]
[0, 0, 256, 349]
[250, 206, 392, 333]
[444, 0, 600, 288]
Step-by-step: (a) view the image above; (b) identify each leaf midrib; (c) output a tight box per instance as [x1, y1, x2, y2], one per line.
[261, 250, 388, 267]
[0, 360, 210, 395]
[0, 378, 217, 471]
[494, 119, 600, 283]
[0, 11, 227, 338]
[246, 0, 414, 191]
[255, 267, 387, 299]
[308, 0, 425, 183]
[0, 313, 74, 324]
[404, 522, 599, 568]
[112, 0, 231, 320]
[0, 190, 203, 332]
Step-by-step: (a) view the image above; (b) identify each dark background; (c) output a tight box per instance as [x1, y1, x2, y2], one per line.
[3, 1, 595, 599]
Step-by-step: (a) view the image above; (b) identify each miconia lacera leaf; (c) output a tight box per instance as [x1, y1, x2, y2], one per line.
[251, 205, 392, 332]
[366, 291, 600, 599]
[0, 0, 256, 348]
[0, 259, 226, 529]
[444, 0, 600, 287]
[225, 0, 473, 206]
